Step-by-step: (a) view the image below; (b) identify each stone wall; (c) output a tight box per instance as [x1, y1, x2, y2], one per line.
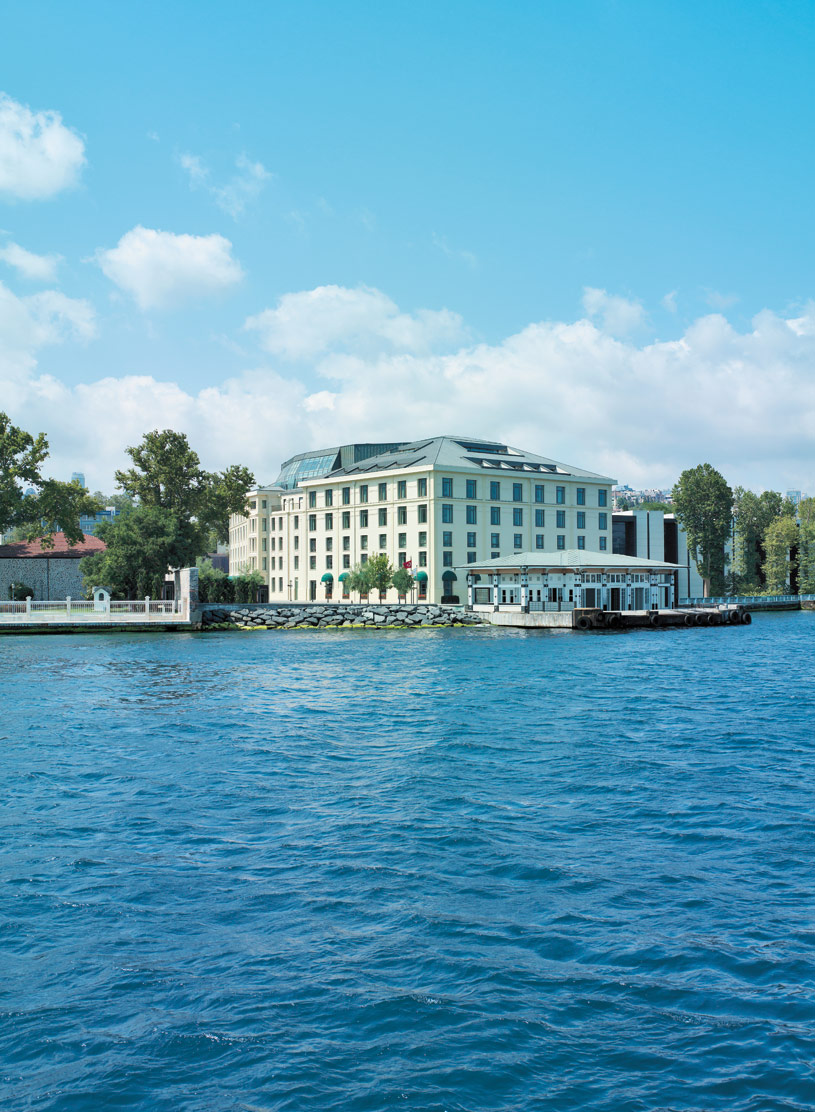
[200, 602, 487, 630]
[0, 557, 85, 601]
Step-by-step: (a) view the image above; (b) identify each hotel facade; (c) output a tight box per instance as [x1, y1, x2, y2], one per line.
[229, 436, 615, 604]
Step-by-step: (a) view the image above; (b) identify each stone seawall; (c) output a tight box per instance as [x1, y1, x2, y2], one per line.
[200, 603, 486, 631]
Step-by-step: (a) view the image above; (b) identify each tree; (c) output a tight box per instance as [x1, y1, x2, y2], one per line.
[672, 464, 733, 596]
[732, 488, 797, 593]
[763, 517, 799, 594]
[114, 429, 254, 566]
[346, 564, 369, 598]
[638, 501, 672, 512]
[80, 506, 182, 598]
[90, 491, 135, 515]
[392, 565, 415, 598]
[0, 412, 101, 545]
[364, 553, 394, 600]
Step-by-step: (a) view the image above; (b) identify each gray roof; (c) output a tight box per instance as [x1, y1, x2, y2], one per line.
[322, 435, 615, 482]
[461, 549, 682, 571]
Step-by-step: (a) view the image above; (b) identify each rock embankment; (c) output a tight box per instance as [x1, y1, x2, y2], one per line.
[200, 603, 486, 631]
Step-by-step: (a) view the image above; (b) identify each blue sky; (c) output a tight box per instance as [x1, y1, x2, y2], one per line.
[1, 0, 813, 492]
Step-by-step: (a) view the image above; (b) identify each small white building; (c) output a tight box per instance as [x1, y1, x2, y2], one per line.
[464, 549, 682, 613]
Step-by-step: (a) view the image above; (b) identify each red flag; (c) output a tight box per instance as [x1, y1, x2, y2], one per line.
[404, 558, 412, 568]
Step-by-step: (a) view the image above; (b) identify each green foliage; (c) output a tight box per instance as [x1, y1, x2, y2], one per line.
[114, 429, 254, 557]
[364, 553, 394, 599]
[90, 491, 135, 515]
[762, 517, 799, 594]
[196, 558, 235, 603]
[8, 581, 33, 601]
[798, 523, 815, 595]
[346, 564, 369, 597]
[672, 463, 733, 596]
[617, 499, 630, 510]
[232, 569, 265, 603]
[80, 505, 182, 598]
[0, 411, 102, 545]
[638, 501, 672, 512]
[392, 565, 415, 597]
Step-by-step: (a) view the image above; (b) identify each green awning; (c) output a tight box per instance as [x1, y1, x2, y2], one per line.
[442, 570, 458, 581]
[320, 572, 334, 582]
[415, 571, 428, 582]
[338, 572, 349, 582]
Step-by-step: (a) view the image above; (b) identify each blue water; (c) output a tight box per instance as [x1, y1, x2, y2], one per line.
[2, 613, 815, 1111]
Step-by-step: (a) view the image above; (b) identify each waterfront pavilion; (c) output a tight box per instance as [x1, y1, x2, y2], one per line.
[463, 550, 683, 613]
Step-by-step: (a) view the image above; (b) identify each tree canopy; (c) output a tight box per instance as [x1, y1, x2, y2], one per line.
[672, 464, 733, 596]
[0, 412, 101, 546]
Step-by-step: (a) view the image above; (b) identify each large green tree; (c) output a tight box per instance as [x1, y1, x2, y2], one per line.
[672, 463, 733, 596]
[762, 516, 799, 594]
[0, 412, 101, 545]
[79, 506, 183, 597]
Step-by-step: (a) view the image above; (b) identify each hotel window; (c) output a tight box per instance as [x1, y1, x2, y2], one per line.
[490, 481, 501, 500]
[378, 482, 387, 501]
[513, 534, 523, 549]
[467, 552, 477, 563]
[599, 536, 608, 551]
[466, 479, 477, 499]
[557, 534, 566, 549]
[491, 551, 499, 559]
[442, 477, 453, 497]
[278, 517, 283, 530]
[576, 487, 586, 505]
[294, 536, 300, 550]
[379, 534, 387, 549]
[599, 489, 608, 507]
[326, 554, 333, 568]
[418, 551, 427, 566]
[490, 506, 501, 525]
[418, 504, 427, 523]
[442, 504, 453, 523]
[325, 513, 333, 530]
[491, 532, 500, 548]
[293, 515, 299, 529]
[443, 551, 454, 566]
[397, 480, 407, 499]
[556, 486, 565, 504]
[577, 512, 585, 530]
[535, 509, 544, 527]
[294, 555, 299, 569]
[325, 489, 333, 507]
[309, 556, 317, 569]
[343, 536, 350, 550]
[342, 487, 351, 505]
[270, 517, 275, 531]
[467, 531, 476, 547]
[249, 500, 257, 510]
[250, 518, 256, 533]
[309, 491, 316, 508]
[309, 538, 317, 552]
[513, 508, 523, 526]
[536, 534, 544, 549]
[262, 538, 267, 552]
[418, 478, 427, 497]
[418, 531, 427, 547]
[398, 552, 407, 566]
[556, 510, 566, 528]
[261, 499, 267, 509]
[279, 578, 283, 592]
[360, 485, 369, 503]
[342, 511, 351, 529]
[398, 506, 407, 525]
[599, 512, 608, 530]
[360, 535, 368, 549]
[378, 508, 387, 526]
[513, 483, 523, 502]
[466, 505, 477, 524]
[262, 557, 267, 570]
[308, 514, 316, 531]
[262, 518, 267, 531]
[535, 484, 544, 503]
[360, 509, 368, 527]
[577, 536, 586, 549]
[398, 532, 407, 548]
[325, 537, 333, 551]
[443, 531, 453, 547]
[361, 553, 368, 564]
[343, 554, 351, 568]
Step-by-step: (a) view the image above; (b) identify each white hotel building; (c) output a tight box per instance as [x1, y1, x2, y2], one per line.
[229, 436, 614, 604]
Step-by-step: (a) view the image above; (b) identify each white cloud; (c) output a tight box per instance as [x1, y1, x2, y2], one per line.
[432, 232, 478, 269]
[245, 284, 467, 361]
[0, 93, 85, 200]
[179, 152, 271, 218]
[3, 286, 815, 495]
[582, 286, 646, 336]
[95, 226, 243, 310]
[705, 289, 739, 310]
[0, 241, 61, 281]
[661, 290, 678, 313]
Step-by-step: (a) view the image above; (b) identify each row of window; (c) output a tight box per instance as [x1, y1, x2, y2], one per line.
[440, 506, 608, 528]
[299, 479, 609, 508]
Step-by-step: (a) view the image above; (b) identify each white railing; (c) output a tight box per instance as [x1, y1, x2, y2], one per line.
[0, 596, 189, 624]
[680, 594, 811, 606]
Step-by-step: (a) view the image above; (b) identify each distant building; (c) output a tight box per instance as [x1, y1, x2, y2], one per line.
[612, 509, 706, 598]
[0, 533, 106, 600]
[70, 472, 86, 489]
[231, 435, 615, 604]
[612, 485, 673, 510]
[786, 490, 802, 507]
[78, 507, 120, 537]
